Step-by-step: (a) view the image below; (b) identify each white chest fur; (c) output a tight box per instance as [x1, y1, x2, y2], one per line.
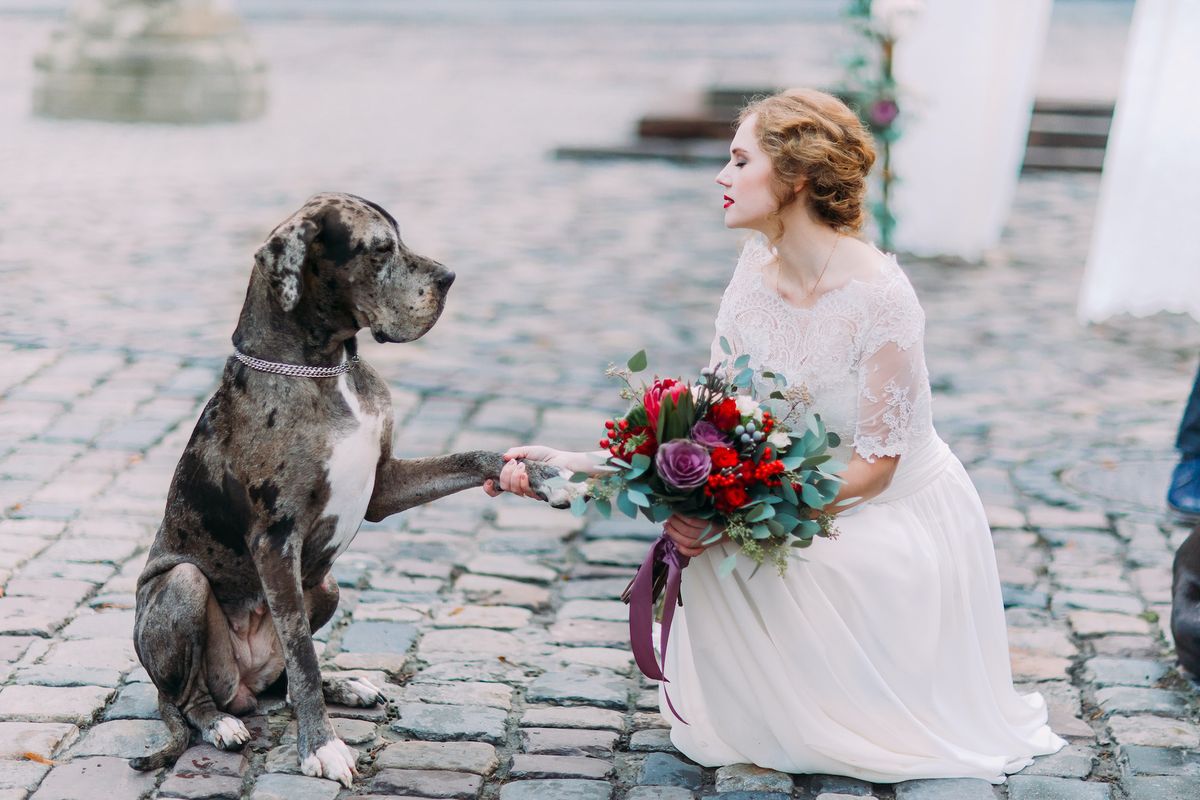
[322, 373, 384, 558]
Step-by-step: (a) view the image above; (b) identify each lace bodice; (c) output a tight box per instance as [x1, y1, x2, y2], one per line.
[711, 236, 934, 463]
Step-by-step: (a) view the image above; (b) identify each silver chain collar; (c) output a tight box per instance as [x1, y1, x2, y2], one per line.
[233, 349, 360, 379]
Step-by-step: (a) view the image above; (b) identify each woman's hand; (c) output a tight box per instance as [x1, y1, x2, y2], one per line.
[483, 446, 589, 500]
[663, 513, 727, 558]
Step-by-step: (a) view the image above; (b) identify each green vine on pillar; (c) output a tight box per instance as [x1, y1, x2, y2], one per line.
[842, 0, 920, 252]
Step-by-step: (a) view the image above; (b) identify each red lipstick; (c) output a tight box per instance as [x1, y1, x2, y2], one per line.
[723, 195, 734, 209]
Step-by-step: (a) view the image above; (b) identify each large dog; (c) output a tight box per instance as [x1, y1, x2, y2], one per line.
[1172, 525, 1200, 679]
[132, 193, 561, 785]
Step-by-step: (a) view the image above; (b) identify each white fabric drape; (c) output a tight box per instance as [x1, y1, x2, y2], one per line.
[1077, 0, 1200, 323]
[888, 0, 1052, 261]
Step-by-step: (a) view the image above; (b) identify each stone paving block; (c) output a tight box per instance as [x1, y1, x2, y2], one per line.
[102, 683, 159, 720]
[391, 703, 508, 744]
[41, 638, 137, 673]
[464, 554, 557, 583]
[0, 598, 77, 637]
[520, 706, 625, 731]
[810, 774, 875, 795]
[547, 619, 628, 648]
[492, 504, 584, 534]
[0, 721, 78, 759]
[1082, 657, 1169, 687]
[58, 611, 134, 640]
[557, 600, 628, 622]
[1008, 627, 1077, 658]
[172, 744, 249, 777]
[30, 756, 158, 800]
[370, 768, 483, 799]
[1095, 686, 1188, 716]
[418, 628, 523, 660]
[509, 754, 613, 780]
[375, 741, 498, 775]
[1010, 651, 1071, 682]
[521, 727, 618, 757]
[405, 681, 513, 710]
[157, 772, 244, 799]
[893, 778, 996, 799]
[338, 621, 417, 654]
[1052, 591, 1143, 615]
[1068, 611, 1151, 637]
[560, 578, 628, 601]
[3, 579, 95, 607]
[638, 753, 703, 789]
[0, 760, 50, 792]
[453, 574, 550, 610]
[625, 788, 694, 800]
[432, 605, 531, 629]
[708, 793, 791, 800]
[0, 685, 114, 724]
[714, 763, 793, 793]
[366, 573, 445, 594]
[1090, 635, 1161, 658]
[1027, 507, 1109, 530]
[498, 779, 612, 800]
[249, 773, 340, 800]
[1123, 776, 1200, 800]
[70, 719, 171, 760]
[1121, 745, 1200, 776]
[629, 729, 676, 752]
[1108, 715, 1200, 748]
[16, 562, 114, 584]
[416, 659, 530, 685]
[12, 664, 123, 688]
[0, 637, 39, 664]
[330, 652, 407, 673]
[579, 539, 649, 568]
[525, 671, 628, 709]
[815, 794, 876, 800]
[37, 538, 138, 565]
[1007, 775, 1110, 799]
[1020, 744, 1096, 778]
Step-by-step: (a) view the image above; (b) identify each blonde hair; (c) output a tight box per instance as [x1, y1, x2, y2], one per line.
[738, 88, 876, 234]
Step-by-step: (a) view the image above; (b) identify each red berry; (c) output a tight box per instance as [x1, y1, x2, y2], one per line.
[599, 438, 610, 448]
[618, 420, 628, 430]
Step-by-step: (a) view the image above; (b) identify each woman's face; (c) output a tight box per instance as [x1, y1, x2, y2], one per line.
[715, 115, 782, 231]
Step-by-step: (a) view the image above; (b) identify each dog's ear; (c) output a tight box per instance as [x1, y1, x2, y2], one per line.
[254, 213, 320, 313]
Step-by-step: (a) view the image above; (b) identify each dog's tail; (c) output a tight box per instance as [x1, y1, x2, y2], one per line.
[130, 694, 190, 771]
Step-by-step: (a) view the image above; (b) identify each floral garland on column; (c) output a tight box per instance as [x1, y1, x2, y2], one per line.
[842, 0, 923, 251]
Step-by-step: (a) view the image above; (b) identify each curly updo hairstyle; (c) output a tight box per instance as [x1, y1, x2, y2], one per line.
[739, 88, 876, 234]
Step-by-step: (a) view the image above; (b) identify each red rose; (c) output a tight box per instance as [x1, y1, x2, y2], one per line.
[710, 447, 739, 470]
[707, 398, 740, 431]
[716, 484, 749, 513]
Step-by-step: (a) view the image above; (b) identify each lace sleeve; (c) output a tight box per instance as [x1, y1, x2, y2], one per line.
[852, 274, 928, 462]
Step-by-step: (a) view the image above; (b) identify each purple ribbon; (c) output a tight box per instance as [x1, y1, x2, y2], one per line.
[628, 533, 690, 724]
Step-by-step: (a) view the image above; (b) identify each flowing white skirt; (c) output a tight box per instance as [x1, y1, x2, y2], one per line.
[661, 436, 1065, 784]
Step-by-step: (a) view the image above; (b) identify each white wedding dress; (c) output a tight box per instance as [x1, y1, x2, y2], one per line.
[661, 237, 1065, 783]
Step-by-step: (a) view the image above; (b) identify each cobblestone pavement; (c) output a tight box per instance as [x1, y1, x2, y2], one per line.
[3, 6, 1200, 800]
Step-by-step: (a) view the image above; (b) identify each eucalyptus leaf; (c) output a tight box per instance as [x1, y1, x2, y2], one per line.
[569, 471, 592, 483]
[626, 488, 650, 508]
[594, 497, 612, 518]
[627, 349, 648, 372]
[827, 432, 841, 448]
[774, 513, 801, 531]
[770, 390, 786, 400]
[616, 491, 637, 519]
[569, 495, 587, 517]
[790, 536, 814, 549]
[765, 518, 786, 537]
[751, 523, 771, 540]
[734, 353, 751, 370]
[746, 504, 776, 523]
[719, 335, 732, 355]
[801, 483, 824, 508]
[795, 519, 821, 539]
[648, 504, 674, 523]
[717, 553, 738, 577]
[779, 480, 798, 505]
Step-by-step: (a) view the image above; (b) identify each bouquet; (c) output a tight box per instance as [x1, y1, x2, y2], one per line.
[565, 341, 848, 721]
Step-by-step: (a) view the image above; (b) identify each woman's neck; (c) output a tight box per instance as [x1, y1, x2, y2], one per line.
[764, 209, 843, 288]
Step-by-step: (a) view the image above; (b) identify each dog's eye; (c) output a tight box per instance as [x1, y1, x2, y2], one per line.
[375, 242, 393, 254]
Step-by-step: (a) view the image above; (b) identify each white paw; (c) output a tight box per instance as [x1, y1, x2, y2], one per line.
[203, 716, 250, 750]
[300, 738, 358, 788]
[343, 677, 383, 706]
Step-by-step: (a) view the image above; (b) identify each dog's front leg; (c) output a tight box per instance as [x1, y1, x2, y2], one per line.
[253, 538, 357, 787]
[365, 451, 566, 522]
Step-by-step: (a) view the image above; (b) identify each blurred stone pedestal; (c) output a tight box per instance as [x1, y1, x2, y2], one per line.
[33, 0, 266, 123]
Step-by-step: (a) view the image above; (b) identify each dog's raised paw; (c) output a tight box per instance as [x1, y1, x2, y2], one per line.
[323, 676, 384, 707]
[300, 738, 358, 788]
[202, 715, 251, 750]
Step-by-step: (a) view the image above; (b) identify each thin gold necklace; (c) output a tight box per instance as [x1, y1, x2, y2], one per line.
[774, 234, 842, 302]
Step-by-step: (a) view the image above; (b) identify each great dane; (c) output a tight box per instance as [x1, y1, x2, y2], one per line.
[132, 193, 562, 785]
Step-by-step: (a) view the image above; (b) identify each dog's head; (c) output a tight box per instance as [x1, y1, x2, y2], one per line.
[253, 193, 454, 343]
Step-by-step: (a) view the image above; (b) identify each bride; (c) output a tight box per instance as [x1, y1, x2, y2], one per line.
[486, 88, 1064, 783]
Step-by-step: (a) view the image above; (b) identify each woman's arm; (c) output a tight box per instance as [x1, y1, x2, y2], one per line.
[827, 452, 899, 514]
[483, 446, 607, 498]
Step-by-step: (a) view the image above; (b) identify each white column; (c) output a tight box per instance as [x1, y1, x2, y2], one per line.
[887, 0, 1052, 261]
[1078, 0, 1200, 323]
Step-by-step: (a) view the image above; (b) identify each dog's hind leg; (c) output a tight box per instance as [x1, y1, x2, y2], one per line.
[305, 572, 385, 708]
[132, 563, 251, 770]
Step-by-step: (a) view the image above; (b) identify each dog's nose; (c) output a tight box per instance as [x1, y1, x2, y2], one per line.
[436, 271, 455, 292]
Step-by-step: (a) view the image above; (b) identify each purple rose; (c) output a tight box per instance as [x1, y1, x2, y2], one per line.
[690, 420, 731, 449]
[869, 98, 899, 129]
[655, 440, 712, 491]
